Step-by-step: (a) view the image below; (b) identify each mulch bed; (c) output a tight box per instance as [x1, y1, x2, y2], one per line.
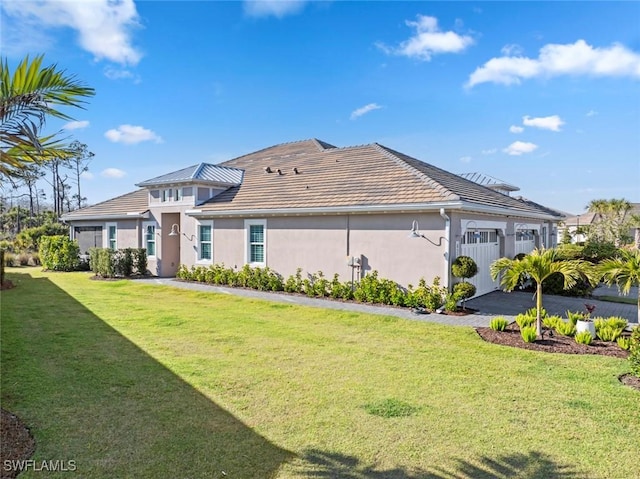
[0, 409, 35, 479]
[476, 322, 629, 358]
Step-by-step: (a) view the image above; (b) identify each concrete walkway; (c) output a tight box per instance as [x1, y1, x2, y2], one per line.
[137, 278, 638, 327]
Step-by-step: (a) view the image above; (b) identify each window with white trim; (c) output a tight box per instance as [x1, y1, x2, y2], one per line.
[245, 219, 266, 265]
[143, 221, 156, 257]
[106, 223, 117, 250]
[173, 188, 182, 201]
[197, 221, 213, 262]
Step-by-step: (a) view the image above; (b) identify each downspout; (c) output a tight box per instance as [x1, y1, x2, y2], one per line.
[440, 208, 450, 288]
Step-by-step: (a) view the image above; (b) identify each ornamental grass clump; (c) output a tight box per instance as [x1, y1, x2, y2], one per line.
[521, 326, 537, 343]
[515, 313, 535, 329]
[489, 317, 509, 331]
[575, 331, 594, 345]
[555, 321, 576, 337]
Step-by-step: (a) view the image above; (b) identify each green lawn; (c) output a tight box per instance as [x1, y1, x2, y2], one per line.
[1, 269, 638, 478]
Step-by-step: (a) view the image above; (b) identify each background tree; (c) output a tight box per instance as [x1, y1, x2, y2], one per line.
[599, 249, 640, 324]
[586, 198, 633, 246]
[67, 140, 93, 210]
[1, 55, 94, 178]
[490, 248, 593, 338]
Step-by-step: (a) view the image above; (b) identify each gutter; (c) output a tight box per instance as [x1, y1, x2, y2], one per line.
[185, 200, 560, 221]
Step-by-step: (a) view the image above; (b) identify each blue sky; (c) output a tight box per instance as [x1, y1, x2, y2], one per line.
[2, 0, 639, 215]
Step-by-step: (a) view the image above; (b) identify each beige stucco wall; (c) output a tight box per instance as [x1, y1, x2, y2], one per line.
[179, 213, 450, 288]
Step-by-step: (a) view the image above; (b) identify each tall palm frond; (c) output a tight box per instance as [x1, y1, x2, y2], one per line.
[1, 55, 95, 177]
[599, 249, 640, 323]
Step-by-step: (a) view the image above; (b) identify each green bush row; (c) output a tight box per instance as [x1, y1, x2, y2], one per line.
[88, 248, 148, 278]
[176, 263, 469, 311]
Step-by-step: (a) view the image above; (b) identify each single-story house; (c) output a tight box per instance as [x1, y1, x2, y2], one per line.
[61, 139, 563, 297]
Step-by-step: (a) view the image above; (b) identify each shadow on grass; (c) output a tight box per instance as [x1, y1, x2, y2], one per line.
[0, 272, 291, 478]
[297, 449, 582, 479]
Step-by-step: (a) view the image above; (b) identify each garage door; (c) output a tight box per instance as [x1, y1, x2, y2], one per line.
[460, 230, 500, 297]
[515, 230, 536, 256]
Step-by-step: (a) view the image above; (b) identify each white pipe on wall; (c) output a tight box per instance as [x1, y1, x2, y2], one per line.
[440, 208, 450, 288]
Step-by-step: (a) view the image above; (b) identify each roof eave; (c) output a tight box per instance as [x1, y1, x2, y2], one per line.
[60, 211, 150, 222]
[186, 202, 465, 218]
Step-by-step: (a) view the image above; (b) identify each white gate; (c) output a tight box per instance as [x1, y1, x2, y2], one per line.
[515, 230, 536, 256]
[460, 230, 501, 297]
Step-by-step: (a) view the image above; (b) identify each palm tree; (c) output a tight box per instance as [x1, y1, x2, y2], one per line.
[586, 198, 632, 246]
[599, 249, 640, 324]
[1, 55, 95, 177]
[490, 248, 594, 338]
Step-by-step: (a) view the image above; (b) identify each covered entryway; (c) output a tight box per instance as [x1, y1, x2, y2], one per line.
[460, 229, 501, 297]
[160, 212, 181, 277]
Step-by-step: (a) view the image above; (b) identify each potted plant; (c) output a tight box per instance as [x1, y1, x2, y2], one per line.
[574, 304, 596, 338]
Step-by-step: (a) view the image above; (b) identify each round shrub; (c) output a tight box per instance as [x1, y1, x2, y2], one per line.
[451, 256, 478, 280]
[453, 282, 476, 301]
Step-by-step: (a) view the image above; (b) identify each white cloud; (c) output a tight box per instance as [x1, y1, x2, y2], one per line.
[377, 14, 474, 61]
[243, 1, 307, 18]
[80, 171, 94, 180]
[101, 168, 126, 179]
[586, 110, 598, 117]
[503, 141, 538, 156]
[350, 103, 382, 120]
[466, 39, 640, 88]
[523, 115, 564, 132]
[105, 125, 163, 145]
[509, 125, 524, 133]
[481, 148, 497, 155]
[103, 66, 141, 83]
[2, 0, 142, 65]
[459, 156, 472, 163]
[63, 120, 89, 130]
[501, 43, 524, 56]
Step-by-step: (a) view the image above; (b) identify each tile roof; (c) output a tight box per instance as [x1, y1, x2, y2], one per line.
[61, 189, 149, 220]
[196, 140, 561, 217]
[136, 163, 244, 187]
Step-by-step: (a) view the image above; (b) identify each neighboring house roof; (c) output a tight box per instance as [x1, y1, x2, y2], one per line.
[194, 140, 562, 218]
[136, 163, 244, 187]
[61, 189, 149, 220]
[563, 203, 640, 227]
[458, 172, 520, 193]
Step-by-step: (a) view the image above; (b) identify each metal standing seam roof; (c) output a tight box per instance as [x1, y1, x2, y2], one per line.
[136, 163, 244, 187]
[458, 172, 520, 192]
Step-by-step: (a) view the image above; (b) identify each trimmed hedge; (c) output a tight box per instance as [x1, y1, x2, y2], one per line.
[39, 236, 80, 272]
[89, 247, 148, 278]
